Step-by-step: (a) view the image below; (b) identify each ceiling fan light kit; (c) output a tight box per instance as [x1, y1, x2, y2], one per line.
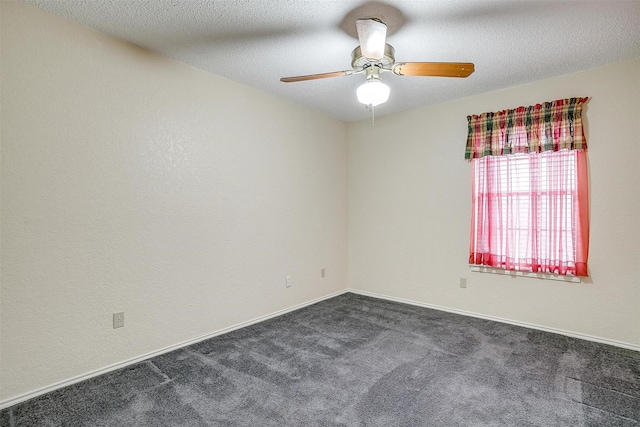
[356, 64, 390, 107]
[280, 17, 474, 112]
[357, 78, 390, 107]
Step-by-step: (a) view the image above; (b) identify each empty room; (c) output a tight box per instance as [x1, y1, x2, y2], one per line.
[1, 0, 639, 425]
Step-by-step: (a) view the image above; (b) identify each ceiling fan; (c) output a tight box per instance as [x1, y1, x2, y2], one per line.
[280, 18, 474, 108]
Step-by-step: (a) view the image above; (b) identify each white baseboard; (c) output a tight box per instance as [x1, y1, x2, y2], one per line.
[348, 288, 640, 353]
[0, 290, 349, 410]
[4, 288, 637, 410]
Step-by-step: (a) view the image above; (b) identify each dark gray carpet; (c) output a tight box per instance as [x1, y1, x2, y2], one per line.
[2, 292, 639, 426]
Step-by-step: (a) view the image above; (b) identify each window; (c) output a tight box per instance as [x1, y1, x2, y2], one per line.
[466, 98, 589, 276]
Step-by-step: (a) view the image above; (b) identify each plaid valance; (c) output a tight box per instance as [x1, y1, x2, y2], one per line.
[465, 97, 588, 159]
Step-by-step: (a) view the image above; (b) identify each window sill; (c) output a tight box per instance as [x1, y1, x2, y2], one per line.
[469, 265, 582, 283]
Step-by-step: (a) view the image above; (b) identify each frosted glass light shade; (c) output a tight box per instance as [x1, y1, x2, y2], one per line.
[356, 19, 387, 60]
[356, 79, 390, 106]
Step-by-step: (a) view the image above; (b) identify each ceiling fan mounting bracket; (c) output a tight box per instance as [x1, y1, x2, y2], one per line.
[363, 65, 383, 80]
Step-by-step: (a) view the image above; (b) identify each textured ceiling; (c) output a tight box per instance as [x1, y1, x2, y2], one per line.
[24, 0, 640, 122]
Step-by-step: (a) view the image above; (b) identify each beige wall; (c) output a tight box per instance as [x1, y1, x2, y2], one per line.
[1, 2, 348, 402]
[349, 58, 640, 348]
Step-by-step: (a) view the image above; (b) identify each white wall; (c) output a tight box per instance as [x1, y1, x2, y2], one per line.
[1, 2, 348, 402]
[349, 58, 640, 348]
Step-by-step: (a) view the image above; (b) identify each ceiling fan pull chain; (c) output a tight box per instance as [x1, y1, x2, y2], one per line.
[371, 104, 375, 126]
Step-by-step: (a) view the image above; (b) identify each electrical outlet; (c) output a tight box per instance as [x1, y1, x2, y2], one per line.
[113, 312, 124, 329]
[321, 268, 326, 278]
[459, 277, 467, 289]
[286, 275, 292, 288]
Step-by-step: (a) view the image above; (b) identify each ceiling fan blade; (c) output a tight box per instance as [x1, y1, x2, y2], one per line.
[356, 18, 387, 60]
[393, 62, 475, 78]
[280, 70, 353, 83]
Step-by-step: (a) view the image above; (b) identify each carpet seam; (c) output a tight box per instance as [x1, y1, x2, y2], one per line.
[575, 400, 640, 424]
[146, 360, 172, 383]
[567, 376, 640, 399]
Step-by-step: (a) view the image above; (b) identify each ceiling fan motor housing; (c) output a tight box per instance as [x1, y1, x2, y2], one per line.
[351, 43, 395, 71]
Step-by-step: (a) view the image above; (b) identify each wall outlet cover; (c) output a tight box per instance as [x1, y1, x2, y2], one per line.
[113, 312, 124, 329]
